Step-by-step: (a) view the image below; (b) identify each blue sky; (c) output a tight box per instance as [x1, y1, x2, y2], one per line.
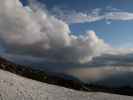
[21, 0, 133, 48]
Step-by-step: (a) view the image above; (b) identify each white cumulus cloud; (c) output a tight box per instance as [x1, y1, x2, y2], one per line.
[0, 0, 110, 63]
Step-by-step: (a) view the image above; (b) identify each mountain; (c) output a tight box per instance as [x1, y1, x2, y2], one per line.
[0, 69, 133, 100]
[0, 57, 85, 91]
[0, 57, 133, 96]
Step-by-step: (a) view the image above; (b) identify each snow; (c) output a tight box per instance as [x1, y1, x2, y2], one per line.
[0, 69, 133, 100]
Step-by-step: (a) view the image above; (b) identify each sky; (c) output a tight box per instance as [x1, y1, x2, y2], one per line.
[20, 0, 133, 48]
[1, 0, 133, 65]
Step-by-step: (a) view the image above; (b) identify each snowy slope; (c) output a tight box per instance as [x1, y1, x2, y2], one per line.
[0, 69, 133, 100]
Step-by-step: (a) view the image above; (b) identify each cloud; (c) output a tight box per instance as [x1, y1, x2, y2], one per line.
[65, 12, 103, 24]
[52, 8, 103, 24]
[0, 0, 110, 63]
[52, 7, 133, 24]
[104, 12, 133, 21]
[1, 0, 133, 64]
